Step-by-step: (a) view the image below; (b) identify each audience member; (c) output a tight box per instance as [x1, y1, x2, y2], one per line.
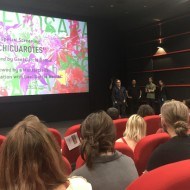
[107, 107, 120, 120]
[71, 111, 138, 190]
[116, 114, 146, 151]
[137, 104, 155, 117]
[0, 118, 91, 190]
[147, 100, 190, 171]
[184, 99, 190, 113]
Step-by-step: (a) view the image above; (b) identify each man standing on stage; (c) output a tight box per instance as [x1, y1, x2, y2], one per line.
[112, 79, 127, 117]
[145, 77, 156, 109]
[127, 79, 142, 114]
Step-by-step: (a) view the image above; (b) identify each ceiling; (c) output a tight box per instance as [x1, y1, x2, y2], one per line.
[0, 0, 190, 30]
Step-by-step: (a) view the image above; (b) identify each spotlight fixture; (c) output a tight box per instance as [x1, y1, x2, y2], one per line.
[154, 47, 166, 56]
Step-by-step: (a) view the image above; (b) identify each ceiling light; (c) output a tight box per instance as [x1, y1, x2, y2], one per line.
[110, 4, 115, 8]
[90, 5, 95, 8]
[154, 47, 166, 56]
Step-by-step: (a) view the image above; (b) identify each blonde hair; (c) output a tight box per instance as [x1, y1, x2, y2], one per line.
[124, 114, 146, 142]
[161, 100, 189, 136]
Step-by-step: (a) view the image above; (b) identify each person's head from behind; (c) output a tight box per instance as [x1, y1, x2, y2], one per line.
[137, 104, 155, 117]
[23, 114, 40, 122]
[124, 114, 146, 142]
[149, 77, 153, 83]
[161, 100, 189, 137]
[80, 111, 116, 168]
[132, 79, 136, 86]
[184, 99, 190, 110]
[107, 107, 120, 120]
[115, 79, 121, 88]
[0, 119, 67, 190]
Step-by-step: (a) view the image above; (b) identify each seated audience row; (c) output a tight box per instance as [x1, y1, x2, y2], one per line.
[107, 104, 155, 120]
[0, 99, 190, 190]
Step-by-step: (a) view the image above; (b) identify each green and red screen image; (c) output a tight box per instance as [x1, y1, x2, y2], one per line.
[0, 10, 88, 96]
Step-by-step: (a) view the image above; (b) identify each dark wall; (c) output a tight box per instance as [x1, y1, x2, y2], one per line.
[123, 15, 190, 101]
[0, 6, 123, 127]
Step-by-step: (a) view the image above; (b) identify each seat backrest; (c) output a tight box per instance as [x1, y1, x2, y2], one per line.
[64, 124, 81, 138]
[113, 118, 128, 139]
[48, 128, 62, 147]
[75, 155, 85, 169]
[115, 142, 134, 160]
[126, 160, 190, 190]
[0, 135, 6, 146]
[62, 124, 81, 164]
[134, 133, 170, 175]
[62, 156, 72, 175]
[75, 142, 134, 169]
[144, 115, 161, 135]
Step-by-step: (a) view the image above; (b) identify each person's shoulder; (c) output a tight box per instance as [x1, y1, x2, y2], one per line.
[116, 151, 134, 163]
[116, 138, 123, 143]
[70, 164, 88, 177]
[67, 176, 92, 190]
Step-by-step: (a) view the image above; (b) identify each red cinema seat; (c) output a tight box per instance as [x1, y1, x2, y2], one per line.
[75, 142, 134, 169]
[126, 160, 190, 190]
[62, 156, 72, 175]
[144, 115, 161, 135]
[75, 155, 85, 169]
[113, 118, 128, 139]
[0, 135, 6, 146]
[62, 124, 81, 164]
[134, 133, 170, 175]
[115, 142, 134, 160]
[48, 128, 62, 148]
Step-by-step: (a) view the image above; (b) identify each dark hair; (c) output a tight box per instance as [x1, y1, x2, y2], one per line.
[184, 99, 190, 109]
[0, 119, 68, 190]
[107, 107, 120, 120]
[80, 111, 116, 168]
[137, 104, 155, 117]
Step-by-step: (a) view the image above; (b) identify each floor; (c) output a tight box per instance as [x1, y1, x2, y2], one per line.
[0, 119, 83, 137]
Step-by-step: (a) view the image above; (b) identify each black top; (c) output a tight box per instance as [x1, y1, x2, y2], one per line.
[127, 85, 141, 99]
[112, 86, 126, 102]
[147, 136, 190, 171]
[159, 86, 168, 101]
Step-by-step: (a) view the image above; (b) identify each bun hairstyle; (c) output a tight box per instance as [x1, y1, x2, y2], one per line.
[174, 121, 188, 137]
[80, 111, 116, 168]
[161, 100, 189, 137]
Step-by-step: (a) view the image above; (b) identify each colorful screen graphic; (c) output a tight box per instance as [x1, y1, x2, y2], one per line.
[0, 10, 88, 96]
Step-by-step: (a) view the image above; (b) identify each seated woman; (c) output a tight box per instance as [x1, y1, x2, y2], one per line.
[0, 117, 92, 190]
[147, 100, 190, 171]
[71, 111, 138, 190]
[137, 104, 155, 117]
[116, 114, 147, 151]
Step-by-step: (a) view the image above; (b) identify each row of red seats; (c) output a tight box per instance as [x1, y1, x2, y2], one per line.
[62, 115, 162, 165]
[0, 115, 162, 176]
